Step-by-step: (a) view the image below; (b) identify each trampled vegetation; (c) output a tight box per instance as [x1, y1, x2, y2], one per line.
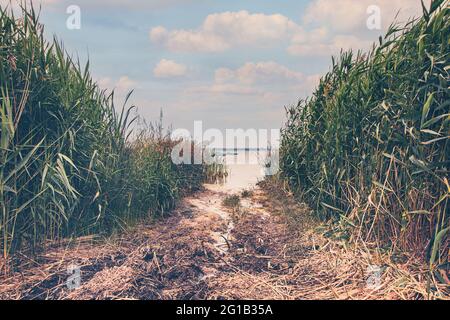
[0, 5, 213, 263]
[280, 0, 449, 274]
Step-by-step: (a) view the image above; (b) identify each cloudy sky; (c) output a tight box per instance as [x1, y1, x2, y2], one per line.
[2, 0, 429, 133]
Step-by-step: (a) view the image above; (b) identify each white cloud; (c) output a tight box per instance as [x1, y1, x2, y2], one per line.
[149, 26, 169, 43]
[153, 59, 187, 78]
[288, 33, 374, 56]
[216, 61, 305, 85]
[97, 77, 114, 89]
[116, 76, 137, 91]
[188, 61, 314, 98]
[287, 0, 431, 57]
[149, 2, 431, 57]
[150, 26, 228, 52]
[95, 76, 138, 108]
[97, 76, 136, 93]
[292, 74, 322, 94]
[188, 83, 261, 96]
[214, 68, 236, 84]
[150, 10, 302, 52]
[303, 0, 431, 32]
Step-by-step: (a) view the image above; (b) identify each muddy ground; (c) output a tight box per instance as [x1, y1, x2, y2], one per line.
[0, 181, 447, 300]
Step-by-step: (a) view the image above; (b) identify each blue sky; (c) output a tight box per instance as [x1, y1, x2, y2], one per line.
[2, 0, 428, 133]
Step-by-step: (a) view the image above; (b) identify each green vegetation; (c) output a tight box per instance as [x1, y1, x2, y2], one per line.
[241, 189, 253, 198]
[280, 0, 449, 275]
[222, 194, 241, 208]
[0, 5, 212, 262]
[203, 149, 228, 183]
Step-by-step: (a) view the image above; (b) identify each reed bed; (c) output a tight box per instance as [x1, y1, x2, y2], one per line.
[203, 148, 228, 184]
[0, 4, 211, 267]
[280, 0, 449, 281]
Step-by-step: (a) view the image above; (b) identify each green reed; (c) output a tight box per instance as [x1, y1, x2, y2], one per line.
[280, 1, 449, 274]
[0, 4, 208, 262]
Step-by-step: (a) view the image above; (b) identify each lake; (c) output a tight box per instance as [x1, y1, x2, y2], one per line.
[206, 149, 273, 192]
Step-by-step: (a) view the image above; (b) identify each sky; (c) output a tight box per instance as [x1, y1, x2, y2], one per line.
[1, 0, 430, 135]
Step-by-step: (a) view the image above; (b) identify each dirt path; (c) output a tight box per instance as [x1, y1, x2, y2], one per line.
[0, 182, 443, 300]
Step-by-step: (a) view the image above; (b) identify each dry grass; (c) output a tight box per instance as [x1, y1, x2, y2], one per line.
[0, 183, 447, 300]
[222, 194, 241, 209]
[0, 189, 227, 300]
[206, 182, 449, 300]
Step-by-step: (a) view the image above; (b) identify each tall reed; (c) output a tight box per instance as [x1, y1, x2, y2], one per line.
[280, 0, 449, 275]
[0, 4, 208, 263]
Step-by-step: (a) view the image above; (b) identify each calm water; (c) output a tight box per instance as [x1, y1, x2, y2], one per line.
[208, 150, 270, 192]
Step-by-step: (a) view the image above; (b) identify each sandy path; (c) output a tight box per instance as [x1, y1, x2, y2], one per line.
[0, 182, 442, 300]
